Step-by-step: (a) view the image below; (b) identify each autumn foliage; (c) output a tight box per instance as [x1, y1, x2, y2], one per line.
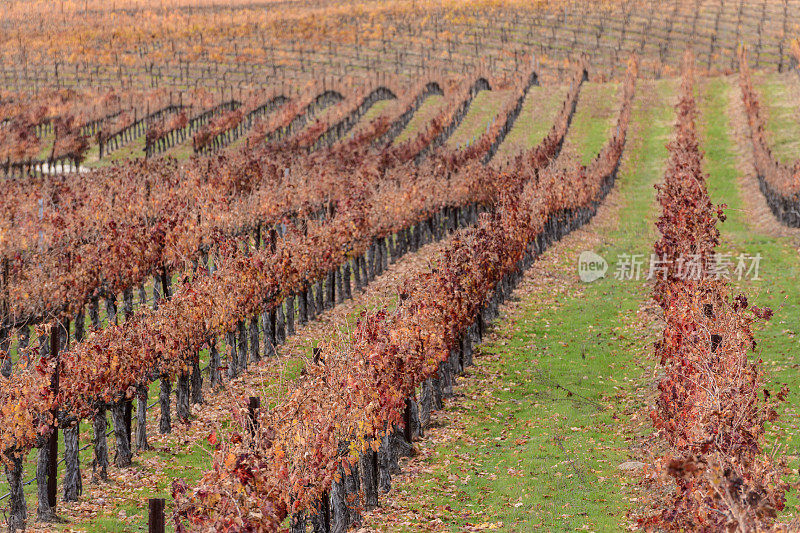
[644, 53, 790, 532]
[170, 57, 638, 531]
[0, 60, 573, 462]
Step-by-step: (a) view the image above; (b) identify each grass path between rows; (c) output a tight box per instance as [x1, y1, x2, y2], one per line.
[753, 71, 800, 165]
[492, 86, 567, 163]
[563, 81, 621, 165]
[362, 79, 677, 532]
[446, 90, 513, 149]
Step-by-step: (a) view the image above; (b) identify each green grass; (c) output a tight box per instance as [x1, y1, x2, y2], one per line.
[312, 96, 396, 144]
[383, 79, 676, 532]
[73, 439, 210, 533]
[37, 132, 55, 159]
[281, 94, 350, 143]
[493, 85, 569, 159]
[349, 98, 395, 135]
[161, 136, 196, 162]
[84, 135, 146, 169]
[698, 77, 800, 516]
[754, 73, 800, 164]
[394, 94, 446, 144]
[446, 89, 510, 149]
[566, 81, 621, 165]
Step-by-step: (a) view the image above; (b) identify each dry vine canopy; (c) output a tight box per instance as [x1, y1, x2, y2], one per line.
[0, 1, 799, 532]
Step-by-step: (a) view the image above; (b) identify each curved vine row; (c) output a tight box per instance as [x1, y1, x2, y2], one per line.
[170, 56, 637, 532]
[0, 60, 590, 464]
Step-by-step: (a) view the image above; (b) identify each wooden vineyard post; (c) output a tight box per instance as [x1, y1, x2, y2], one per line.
[0, 257, 9, 378]
[148, 498, 165, 533]
[403, 399, 413, 444]
[248, 396, 260, 441]
[124, 401, 133, 448]
[47, 322, 61, 512]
